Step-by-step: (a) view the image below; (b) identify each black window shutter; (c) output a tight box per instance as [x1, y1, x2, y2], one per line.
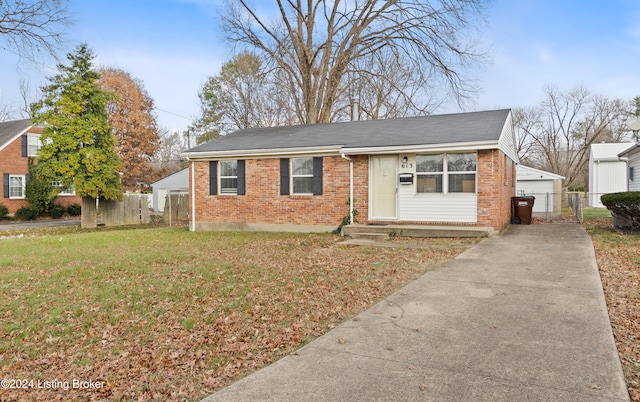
[237, 160, 246, 195]
[313, 157, 323, 195]
[22, 135, 28, 157]
[3, 174, 9, 198]
[280, 158, 290, 195]
[209, 161, 218, 195]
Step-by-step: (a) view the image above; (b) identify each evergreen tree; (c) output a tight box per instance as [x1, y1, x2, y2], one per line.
[31, 43, 123, 200]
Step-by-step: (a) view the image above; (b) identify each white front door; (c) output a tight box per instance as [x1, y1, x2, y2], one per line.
[370, 156, 398, 219]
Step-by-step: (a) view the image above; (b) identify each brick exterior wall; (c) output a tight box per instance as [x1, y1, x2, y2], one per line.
[0, 133, 30, 213]
[191, 150, 515, 231]
[192, 156, 354, 227]
[476, 149, 516, 230]
[0, 128, 81, 215]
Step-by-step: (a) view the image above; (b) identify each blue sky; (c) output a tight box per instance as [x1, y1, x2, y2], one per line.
[1, 0, 639, 132]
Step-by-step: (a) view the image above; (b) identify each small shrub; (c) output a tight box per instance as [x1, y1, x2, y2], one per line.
[601, 192, 640, 230]
[601, 192, 640, 218]
[66, 203, 81, 216]
[0, 204, 8, 219]
[15, 206, 39, 221]
[49, 203, 66, 219]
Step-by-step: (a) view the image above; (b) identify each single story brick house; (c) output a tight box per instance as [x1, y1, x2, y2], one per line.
[0, 119, 80, 214]
[181, 109, 518, 233]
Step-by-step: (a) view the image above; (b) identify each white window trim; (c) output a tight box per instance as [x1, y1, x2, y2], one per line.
[218, 160, 238, 195]
[9, 174, 26, 199]
[27, 134, 41, 157]
[291, 157, 314, 195]
[416, 155, 444, 194]
[416, 152, 477, 195]
[447, 153, 477, 194]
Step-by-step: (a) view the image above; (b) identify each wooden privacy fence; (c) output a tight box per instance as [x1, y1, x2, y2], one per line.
[81, 194, 151, 229]
[163, 192, 189, 225]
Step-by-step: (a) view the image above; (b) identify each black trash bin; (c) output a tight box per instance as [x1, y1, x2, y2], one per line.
[511, 196, 535, 224]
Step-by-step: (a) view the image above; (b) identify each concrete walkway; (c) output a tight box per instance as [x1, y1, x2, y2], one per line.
[203, 224, 629, 402]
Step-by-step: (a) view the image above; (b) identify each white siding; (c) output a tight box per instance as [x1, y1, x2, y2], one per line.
[498, 112, 519, 163]
[628, 152, 640, 192]
[398, 185, 477, 223]
[589, 143, 635, 207]
[590, 160, 628, 208]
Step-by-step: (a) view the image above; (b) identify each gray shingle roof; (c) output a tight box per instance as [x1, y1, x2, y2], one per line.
[184, 109, 511, 155]
[0, 119, 32, 149]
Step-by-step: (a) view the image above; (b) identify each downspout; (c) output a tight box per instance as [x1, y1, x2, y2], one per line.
[341, 152, 354, 226]
[191, 160, 196, 231]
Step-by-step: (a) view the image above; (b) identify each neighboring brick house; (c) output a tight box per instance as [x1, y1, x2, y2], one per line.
[181, 109, 518, 233]
[0, 119, 80, 214]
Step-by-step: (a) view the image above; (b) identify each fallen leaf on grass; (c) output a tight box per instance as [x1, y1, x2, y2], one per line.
[338, 337, 347, 344]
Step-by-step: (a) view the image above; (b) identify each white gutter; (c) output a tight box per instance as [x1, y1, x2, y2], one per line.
[190, 160, 196, 232]
[340, 152, 354, 225]
[181, 140, 503, 161]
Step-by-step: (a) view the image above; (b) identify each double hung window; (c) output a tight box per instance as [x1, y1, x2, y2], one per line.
[279, 157, 323, 196]
[447, 153, 476, 193]
[291, 158, 314, 194]
[416, 153, 476, 194]
[219, 161, 238, 195]
[416, 154, 443, 193]
[9, 175, 25, 198]
[209, 160, 245, 196]
[27, 134, 41, 157]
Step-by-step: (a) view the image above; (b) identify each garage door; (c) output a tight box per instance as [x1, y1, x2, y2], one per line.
[516, 180, 553, 213]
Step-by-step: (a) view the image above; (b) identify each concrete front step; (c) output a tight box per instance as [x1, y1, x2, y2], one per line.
[342, 224, 493, 238]
[349, 232, 390, 241]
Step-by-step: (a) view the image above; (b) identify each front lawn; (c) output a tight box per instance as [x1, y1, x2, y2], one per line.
[0, 227, 475, 401]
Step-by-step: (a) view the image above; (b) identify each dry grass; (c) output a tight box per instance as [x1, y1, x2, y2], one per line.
[584, 216, 640, 401]
[0, 227, 474, 401]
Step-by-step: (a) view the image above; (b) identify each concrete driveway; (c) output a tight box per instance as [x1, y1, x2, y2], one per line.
[203, 224, 629, 402]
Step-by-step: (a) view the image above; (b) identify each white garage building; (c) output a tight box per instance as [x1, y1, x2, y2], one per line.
[516, 165, 564, 216]
[589, 142, 636, 208]
[150, 168, 189, 212]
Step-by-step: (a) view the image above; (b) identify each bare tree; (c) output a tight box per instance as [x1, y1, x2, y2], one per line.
[153, 128, 188, 176]
[512, 107, 544, 167]
[222, 0, 487, 124]
[514, 86, 631, 186]
[191, 52, 298, 141]
[0, 102, 12, 122]
[18, 79, 36, 117]
[0, 0, 71, 61]
[341, 50, 442, 121]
